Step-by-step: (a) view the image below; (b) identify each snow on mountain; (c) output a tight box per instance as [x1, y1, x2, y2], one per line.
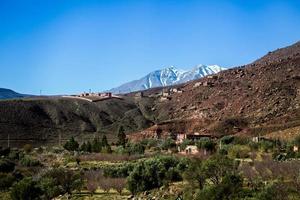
[109, 65, 226, 94]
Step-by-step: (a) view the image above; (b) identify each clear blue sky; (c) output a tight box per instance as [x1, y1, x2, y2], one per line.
[0, 0, 300, 95]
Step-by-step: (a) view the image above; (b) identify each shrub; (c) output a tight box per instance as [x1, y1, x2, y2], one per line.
[38, 177, 62, 199]
[259, 140, 275, 152]
[0, 159, 15, 173]
[0, 147, 10, 157]
[228, 145, 250, 159]
[63, 137, 79, 151]
[10, 177, 42, 200]
[103, 163, 134, 178]
[125, 143, 145, 155]
[91, 137, 102, 153]
[180, 139, 194, 150]
[220, 136, 234, 145]
[127, 156, 186, 194]
[20, 156, 40, 167]
[161, 138, 176, 150]
[41, 167, 83, 195]
[195, 174, 243, 200]
[140, 139, 159, 149]
[0, 173, 15, 191]
[8, 150, 20, 160]
[196, 138, 216, 152]
[117, 126, 127, 147]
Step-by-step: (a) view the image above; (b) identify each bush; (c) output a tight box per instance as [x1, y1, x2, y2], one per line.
[0, 159, 15, 173]
[10, 177, 42, 200]
[125, 143, 145, 155]
[140, 139, 159, 149]
[196, 174, 243, 200]
[117, 126, 127, 147]
[259, 140, 274, 152]
[103, 163, 134, 178]
[196, 138, 216, 152]
[161, 138, 176, 150]
[91, 137, 102, 153]
[0, 173, 15, 191]
[20, 156, 41, 167]
[64, 137, 79, 151]
[180, 139, 194, 150]
[41, 167, 83, 195]
[38, 177, 62, 199]
[228, 145, 250, 159]
[0, 147, 10, 157]
[220, 136, 234, 145]
[127, 156, 186, 194]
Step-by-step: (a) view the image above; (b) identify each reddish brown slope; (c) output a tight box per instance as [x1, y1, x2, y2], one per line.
[131, 41, 300, 139]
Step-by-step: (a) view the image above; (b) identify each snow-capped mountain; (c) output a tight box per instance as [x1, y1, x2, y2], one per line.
[109, 64, 225, 94]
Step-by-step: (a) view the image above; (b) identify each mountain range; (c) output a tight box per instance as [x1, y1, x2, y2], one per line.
[0, 88, 29, 99]
[0, 41, 300, 147]
[108, 65, 225, 94]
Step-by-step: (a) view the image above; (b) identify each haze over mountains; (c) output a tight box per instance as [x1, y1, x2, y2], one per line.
[109, 65, 225, 94]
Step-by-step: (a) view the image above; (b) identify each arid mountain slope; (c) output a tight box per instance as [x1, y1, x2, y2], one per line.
[0, 97, 154, 147]
[131, 41, 300, 139]
[0, 41, 300, 146]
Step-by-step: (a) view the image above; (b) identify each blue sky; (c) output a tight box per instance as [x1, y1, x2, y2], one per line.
[0, 0, 300, 95]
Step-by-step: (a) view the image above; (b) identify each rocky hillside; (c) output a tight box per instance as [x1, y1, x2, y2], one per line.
[130, 41, 300, 140]
[0, 97, 154, 147]
[0, 41, 300, 146]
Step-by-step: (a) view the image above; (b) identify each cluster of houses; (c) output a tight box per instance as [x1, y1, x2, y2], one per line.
[79, 92, 112, 98]
[193, 75, 218, 88]
[63, 92, 122, 102]
[175, 132, 216, 155]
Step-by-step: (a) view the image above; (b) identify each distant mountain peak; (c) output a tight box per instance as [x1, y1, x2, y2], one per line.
[0, 88, 29, 99]
[108, 64, 226, 94]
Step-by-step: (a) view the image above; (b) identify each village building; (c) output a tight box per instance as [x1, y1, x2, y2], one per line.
[176, 132, 215, 144]
[293, 145, 299, 152]
[182, 145, 199, 155]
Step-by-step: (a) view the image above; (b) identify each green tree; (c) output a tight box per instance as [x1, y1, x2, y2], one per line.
[63, 137, 79, 151]
[42, 168, 83, 196]
[125, 143, 145, 155]
[80, 142, 87, 152]
[196, 138, 216, 152]
[86, 141, 92, 153]
[196, 174, 243, 200]
[201, 155, 236, 185]
[38, 177, 61, 199]
[0, 173, 15, 191]
[11, 177, 42, 200]
[117, 126, 127, 147]
[101, 135, 109, 147]
[127, 156, 184, 194]
[101, 135, 112, 153]
[92, 137, 102, 153]
[183, 159, 205, 190]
